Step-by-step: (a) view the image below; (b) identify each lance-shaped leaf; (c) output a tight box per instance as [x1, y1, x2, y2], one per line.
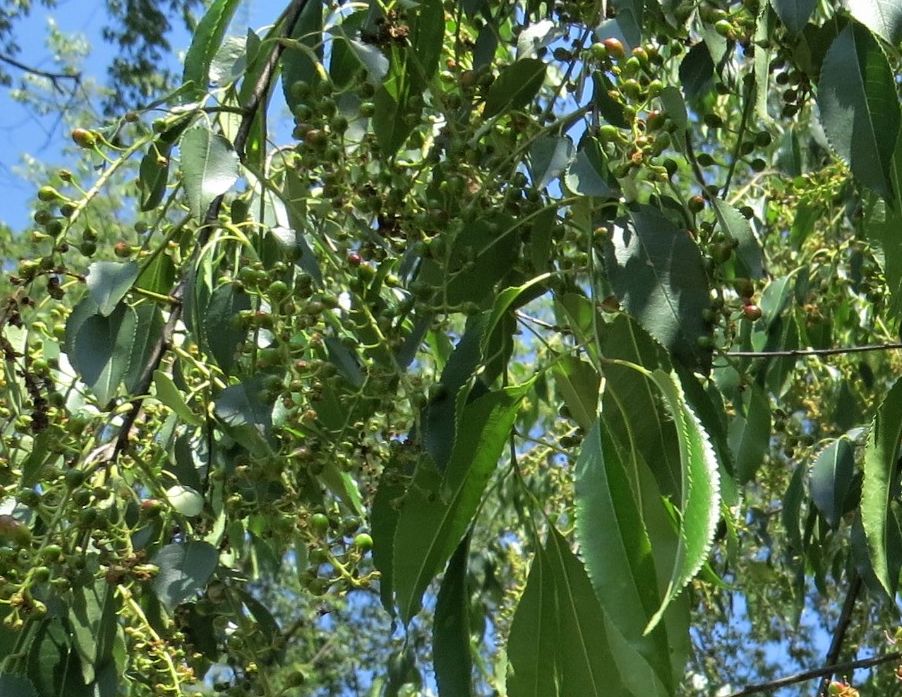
[711, 199, 764, 279]
[152, 541, 219, 609]
[603, 205, 711, 368]
[182, 0, 241, 98]
[86, 261, 139, 317]
[507, 528, 629, 697]
[72, 302, 138, 405]
[769, 0, 816, 33]
[727, 383, 771, 484]
[575, 422, 673, 693]
[434, 537, 474, 697]
[529, 136, 575, 190]
[484, 59, 546, 118]
[862, 379, 902, 597]
[818, 22, 900, 200]
[645, 370, 720, 634]
[553, 356, 600, 432]
[393, 381, 530, 623]
[180, 125, 240, 220]
[847, 0, 902, 46]
[809, 436, 856, 528]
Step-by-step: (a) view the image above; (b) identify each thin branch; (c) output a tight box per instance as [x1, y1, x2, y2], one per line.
[721, 75, 754, 198]
[816, 573, 863, 697]
[0, 53, 81, 92]
[110, 0, 310, 459]
[724, 342, 902, 359]
[724, 648, 900, 697]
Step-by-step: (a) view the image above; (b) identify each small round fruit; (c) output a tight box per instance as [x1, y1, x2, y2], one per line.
[37, 186, 61, 202]
[742, 304, 763, 320]
[114, 241, 132, 258]
[71, 128, 97, 148]
[589, 42, 608, 61]
[688, 195, 706, 213]
[310, 513, 330, 535]
[353, 532, 374, 551]
[64, 469, 86, 489]
[714, 20, 734, 38]
[602, 38, 625, 59]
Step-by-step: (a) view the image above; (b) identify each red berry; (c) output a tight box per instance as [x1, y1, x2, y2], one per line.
[743, 304, 763, 321]
[347, 252, 362, 267]
[602, 38, 625, 59]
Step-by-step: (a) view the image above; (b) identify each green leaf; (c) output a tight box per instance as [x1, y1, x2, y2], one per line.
[768, 0, 815, 33]
[507, 528, 628, 697]
[86, 261, 139, 317]
[727, 383, 771, 484]
[371, 466, 405, 614]
[611, 0, 643, 46]
[574, 422, 673, 693]
[645, 370, 721, 634]
[434, 537, 474, 697]
[72, 302, 138, 405]
[203, 282, 250, 374]
[529, 136, 575, 190]
[0, 676, 38, 697]
[809, 436, 855, 528]
[410, 0, 444, 81]
[506, 539, 560, 697]
[817, 22, 900, 200]
[154, 370, 202, 427]
[138, 148, 171, 211]
[68, 580, 122, 685]
[394, 382, 530, 622]
[847, 0, 902, 44]
[711, 199, 764, 279]
[862, 378, 902, 597]
[484, 59, 546, 118]
[135, 253, 176, 296]
[603, 204, 711, 368]
[182, 0, 241, 98]
[26, 617, 90, 697]
[213, 379, 273, 457]
[152, 541, 218, 609]
[678, 43, 714, 102]
[123, 303, 164, 395]
[564, 139, 617, 198]
[599, 314, 681, 500]
[180, 125, 240, 220]
[783, 462, 806, 555]
[552, 356, 600, 432]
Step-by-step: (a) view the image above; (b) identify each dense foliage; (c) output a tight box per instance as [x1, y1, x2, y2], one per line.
[0, 0, 901, 696]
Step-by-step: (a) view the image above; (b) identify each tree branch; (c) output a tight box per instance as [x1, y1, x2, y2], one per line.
[724, 342, 902, 359]
[724, 649, 901, 697]
[0, 53, 81, 92]
[816, 573, 863, 697]
[110, 0, 309, 459]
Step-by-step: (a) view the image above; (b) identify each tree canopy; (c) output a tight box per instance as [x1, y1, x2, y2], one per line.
[0, 0, 901, 696]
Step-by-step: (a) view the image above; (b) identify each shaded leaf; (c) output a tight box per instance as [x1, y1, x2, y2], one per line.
[154, 370, 202, 427]
[394, 382, 530, 622]
[712, 199, 764, 279]
[123, 303, 164, 395]
[603, 205, 711, 368]
[846, 0, 902, 44]
[529, 136, 575, 190]
[86, 261, 139, 317]
[281, 0, 324, 110]
[484, 59, 546, 118]
[214, 379, 273, 457]
[727, 384, 771, 484]
[552, 356, 600, 432]
[152, 541, 218, 609]
[434, 537, 473, 697]
[203, 282, 250, 374]
[861, 378, 902, 597]
[72, 302, 138, 405]
[769, 0, 816, 33]
[818, 22, 900, 200]
[809, 436, 855, 528]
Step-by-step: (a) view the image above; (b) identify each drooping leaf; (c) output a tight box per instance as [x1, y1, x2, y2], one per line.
[138, 148, 171, 211]
[552, 356, 600, 432]
[809, 436, 855, 528]
[394, 382, 530, 622]
[123, 302, 164, 395]
[68, 579, 123, 686]
[603, 204, 711, 368]
[213, 379, 273, 457]
[203, 282, 250, 374]
[153, 370, 202, 426]
[152, 541, 219, 609]
[611, 0, 643, 46]
[135, 252, 176, 295]
[182, 0, 242, 98]
[281, 0, 324, 110]
[72, 302, 138, 405]
[574, 422, 673, 692]
[711, 199, 764, 279]
[434, 537, 474, 697]
[180, 125, 240, 220]
[769, 0, 816, 33]
[484, 59, 546, 118]
[529, 136, 575, 191]
[564, 138, 618, 198]
[507, 528, 629, 697]
[86, 261, 139, 317]
[847, 0, 902, 44]
[727, 383, 771, 484]
[678, 42, 714, 102]
[817, 22, 900, 200]
[645, 370, 721, 633]
[861, 379, 902, 597]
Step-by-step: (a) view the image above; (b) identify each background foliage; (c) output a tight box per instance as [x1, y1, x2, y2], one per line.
[0, 0, 901, 696]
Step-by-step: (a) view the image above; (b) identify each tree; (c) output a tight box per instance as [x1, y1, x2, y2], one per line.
[0, 0, 900, 696]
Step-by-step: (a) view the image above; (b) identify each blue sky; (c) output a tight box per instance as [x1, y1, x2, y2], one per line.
[0, 0, 280, 231]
